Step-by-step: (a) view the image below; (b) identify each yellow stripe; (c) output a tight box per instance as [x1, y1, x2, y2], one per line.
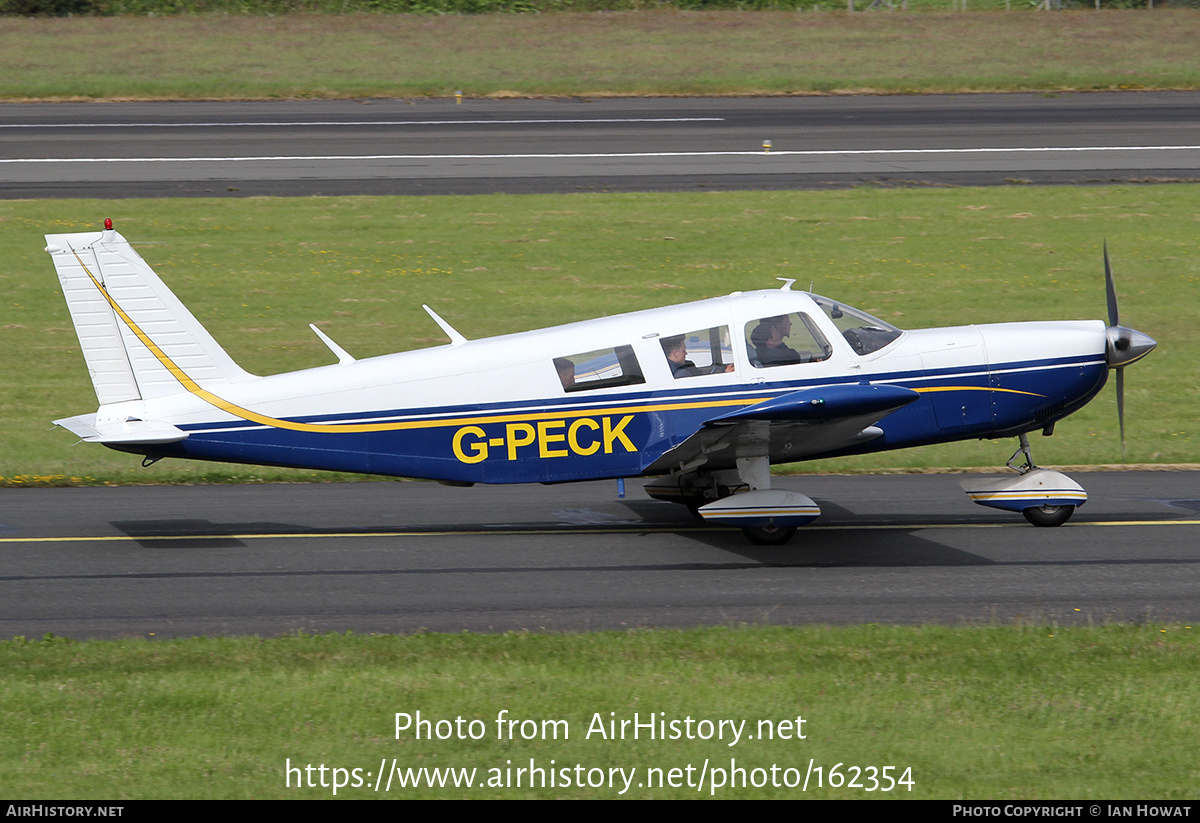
[2, 519, 1198, 545]
[914, 386, 1045, 398]
[705, 510, 820, 518]
[73, 249, 769, 433]
[969, 492, 1088, 501]
[72, 249, 1043, 437]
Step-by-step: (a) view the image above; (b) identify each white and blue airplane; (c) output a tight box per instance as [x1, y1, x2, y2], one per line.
[45, 220, 1155, 545]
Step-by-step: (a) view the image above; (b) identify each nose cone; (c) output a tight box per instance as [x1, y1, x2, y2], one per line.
[1106, 325, 1157, 368]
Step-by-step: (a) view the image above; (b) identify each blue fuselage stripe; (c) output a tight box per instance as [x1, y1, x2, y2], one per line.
[145, 356, 1107, 484]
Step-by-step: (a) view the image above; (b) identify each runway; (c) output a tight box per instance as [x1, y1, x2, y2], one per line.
[2, 472, 1198, 639]
[3, 92, 1200, 197]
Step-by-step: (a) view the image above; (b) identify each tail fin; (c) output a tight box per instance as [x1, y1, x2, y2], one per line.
[45, 222, 254, 405]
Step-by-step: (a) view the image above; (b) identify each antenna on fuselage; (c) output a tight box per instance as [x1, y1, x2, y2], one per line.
[309, 324, 356, 364]
[422, 305, 468, 346]
[777, 278, 796, 291]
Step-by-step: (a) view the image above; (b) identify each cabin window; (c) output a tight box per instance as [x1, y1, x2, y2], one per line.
[659, 326, 735, 379]
[810, 295, 903, 356]
[553, 345, 645, 392]
[745, 313, 832, 368]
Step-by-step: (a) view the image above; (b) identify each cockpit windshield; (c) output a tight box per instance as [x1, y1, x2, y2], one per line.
[810, 294, 903, 356]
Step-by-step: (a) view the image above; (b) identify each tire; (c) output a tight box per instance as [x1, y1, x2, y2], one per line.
[1022, 504, 1075, 527]
[742, 525, 798, 546]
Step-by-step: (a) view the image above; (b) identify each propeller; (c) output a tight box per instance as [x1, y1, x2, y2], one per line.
[1102, 244, 1157, 454]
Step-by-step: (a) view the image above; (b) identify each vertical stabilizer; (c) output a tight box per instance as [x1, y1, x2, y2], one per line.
[45, 223, 254, 404]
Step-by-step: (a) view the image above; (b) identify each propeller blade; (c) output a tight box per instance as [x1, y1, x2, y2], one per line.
[1101, 245, 1154, 460]
[1116, 367, 1125, 457]
[1104, 242, 1120, 328]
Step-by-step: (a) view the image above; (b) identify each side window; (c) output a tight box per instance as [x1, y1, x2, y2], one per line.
[745, 313, 831, 368]
[659, 326, 735, 380]
[553, 345, 645, 392]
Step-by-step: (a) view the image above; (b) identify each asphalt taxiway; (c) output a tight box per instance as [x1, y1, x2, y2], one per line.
[2, 472, 1198, 639]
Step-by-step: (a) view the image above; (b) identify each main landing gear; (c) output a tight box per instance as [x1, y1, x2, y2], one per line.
[644, 456, 818, 546]
[959, 433, 1087, 527]
[648, 434, 1088, 542]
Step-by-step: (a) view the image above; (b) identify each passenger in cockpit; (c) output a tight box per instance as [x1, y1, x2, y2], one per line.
[661, 336, 698, 378]
[553, 357, 576, 390]
[662, 335, 732, 379]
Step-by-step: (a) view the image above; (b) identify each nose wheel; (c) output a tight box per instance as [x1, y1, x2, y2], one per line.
[1021, 503, 1075, 528]
[742, 525, 799, 546]
[960, 433, 1087, 527]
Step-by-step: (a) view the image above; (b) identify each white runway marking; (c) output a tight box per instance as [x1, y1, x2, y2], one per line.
[5, 145, 1199, 164]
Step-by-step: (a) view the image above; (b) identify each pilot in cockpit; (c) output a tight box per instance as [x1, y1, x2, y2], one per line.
[750, 315, 803, 366]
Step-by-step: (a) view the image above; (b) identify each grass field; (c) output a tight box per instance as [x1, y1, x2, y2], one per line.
[3, 624, 1198, 799]
[2, 185, 1194, 486]
[1, 10, 1199, 100]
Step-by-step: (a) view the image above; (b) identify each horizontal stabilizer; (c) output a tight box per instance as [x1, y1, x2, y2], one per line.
[54, 414, 188, 445]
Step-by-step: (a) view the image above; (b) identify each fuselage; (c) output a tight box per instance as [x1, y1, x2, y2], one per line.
[109, 289, 1109, 484]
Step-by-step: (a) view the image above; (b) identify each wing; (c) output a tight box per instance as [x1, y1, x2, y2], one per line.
[644, 383, 919, 475]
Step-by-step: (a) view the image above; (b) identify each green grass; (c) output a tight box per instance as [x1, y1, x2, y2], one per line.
[6, 0, 1186, 16]
[2, 10, 1200, 100]
[3, 185, 1195, 485]
[2, 624, 1197, 798]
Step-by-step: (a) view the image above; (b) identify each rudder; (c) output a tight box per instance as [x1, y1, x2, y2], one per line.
[45, 221, 254, 405]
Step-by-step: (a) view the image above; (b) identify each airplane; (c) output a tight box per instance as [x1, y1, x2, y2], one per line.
[44, 219, 1156, 545]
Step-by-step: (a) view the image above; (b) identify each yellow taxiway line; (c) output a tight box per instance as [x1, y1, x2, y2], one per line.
[3, 519, 1199, 544]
